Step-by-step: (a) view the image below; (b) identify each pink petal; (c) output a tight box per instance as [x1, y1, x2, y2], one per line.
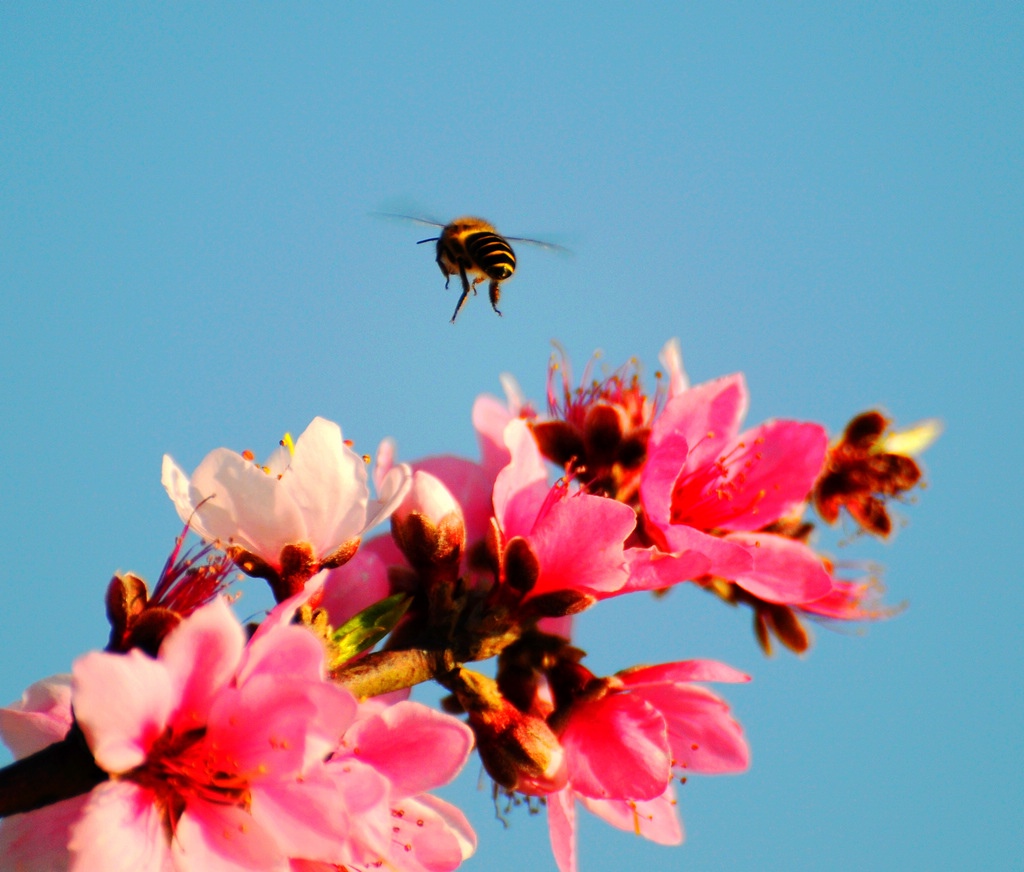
[68, 781, 170, 872]
[160, 597, 246, 734]
[619, 660, 750, 686]
[630, 684, 750, 774]
[364, 462, 413, 534]
[695, 420, 827, 532]
[727, 533, 834, 604]
[546, 788, 578, 872]
[658, 338, 689, 399]
[162, 454, 209, 538]
[249, 770, 351, 865]
[656, 523, 754, 580]
[561, 695, 669, 801]
[0, 795, 85, 871]
[237, 620, 328, 687]
[321, 757, 393, 863]
[639, 429, 690, 529]
[472, 392, 514, 478]
[580, 783, 683, 846]
[72, 650, 174, 773]
[174, 800, 286, 871]
[390, 794, 477, 872]
[343, 701, 474, 797]
[528, 492, 635, 597]
[206, 677, 351, 776]
[618, 546, 712, 595]
[651, 373, 748, 473]
[396, 470, 463, 527]
[284, 417, 369, 555]
[493, 419, 550, 537]
[187, 448, 306, 567]
[799, 577, 891, 620]
[372, 437, 396, 491]
[0, 674, 72, 759]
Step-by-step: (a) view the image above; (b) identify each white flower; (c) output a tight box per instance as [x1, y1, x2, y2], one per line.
[162, 417, 410, 571]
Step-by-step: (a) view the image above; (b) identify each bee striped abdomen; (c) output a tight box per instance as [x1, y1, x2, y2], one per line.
[464, 232, 516, 280]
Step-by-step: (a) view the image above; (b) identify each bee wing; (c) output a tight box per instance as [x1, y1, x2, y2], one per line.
[371, 212, 447, 230]
[503, 235, 572, 255]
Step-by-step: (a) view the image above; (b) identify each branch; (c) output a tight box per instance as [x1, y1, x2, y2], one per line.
[332, 647, 458, 699]
[0, 724, 106, 819]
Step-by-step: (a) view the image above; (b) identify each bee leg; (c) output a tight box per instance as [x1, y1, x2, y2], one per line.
[488, 280, 503, 317]
[437, 258, 451, 290]
[450, 265, 474, 324]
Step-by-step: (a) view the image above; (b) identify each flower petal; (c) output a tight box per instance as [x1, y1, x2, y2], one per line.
[391, 794, 477, 872]
[493, 419, 550, 538]
[561, 695, 669, 801]
[174, 801, 286, 871]
[0, 795, 85, 871]
[68, 781, 170, 872]
[619, 546, 712, 595]
[343, 701, 474, 797]
[186, 448, 306, 566]
[284, 417, 369, 555]
[631, 683, 750, 774]
[528, 491, 635, 597]
[160, 597, 246, 734]
[546, 788, 578, 872]
[619, 660, 750, 686]
[580, 783, 683, 846]
[728, 532, 834, 604]
[0, 674, 72, 759]
[697, 420, 827, 532]
[249, 770, 351, 864]
[650, 373, 748, 473]
[72, 650, 173, 773]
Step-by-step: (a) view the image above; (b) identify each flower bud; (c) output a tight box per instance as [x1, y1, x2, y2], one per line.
[503, 536, 540, 595]
[451, 669, 567, 795]
[391, 471, 466, 569]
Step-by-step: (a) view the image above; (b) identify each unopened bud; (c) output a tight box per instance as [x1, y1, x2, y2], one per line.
[391, 471, 466, 568]
[105, 573, 149, 652]
[452, 669, 567, 795]
[503, 536, 540, 595]
[523, 589, 597, 618]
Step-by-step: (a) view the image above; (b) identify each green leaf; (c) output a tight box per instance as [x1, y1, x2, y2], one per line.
[329, 593, 411, 669]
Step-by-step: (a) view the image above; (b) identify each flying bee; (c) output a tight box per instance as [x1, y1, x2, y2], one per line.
[378, 213, 566, 323]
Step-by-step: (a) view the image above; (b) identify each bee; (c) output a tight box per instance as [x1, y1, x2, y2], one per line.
[379, 213, 565, 323]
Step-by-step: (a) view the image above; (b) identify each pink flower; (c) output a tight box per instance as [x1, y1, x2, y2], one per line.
[0, 675, 72, 759]
[545, 660, 750, 872]
[494, 420, 638, 606]
[311, 701, 477, 871]
[68, 597, 357, 870]
[641, 373, 833, 604]
[162, 417, 411, 598]
[0, 676, 86, 871]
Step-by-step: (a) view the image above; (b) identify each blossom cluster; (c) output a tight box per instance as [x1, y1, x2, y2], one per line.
[0, 341, 936, 872]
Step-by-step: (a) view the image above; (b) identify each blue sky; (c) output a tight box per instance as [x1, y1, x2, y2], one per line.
[1, 4, 1021, 870]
